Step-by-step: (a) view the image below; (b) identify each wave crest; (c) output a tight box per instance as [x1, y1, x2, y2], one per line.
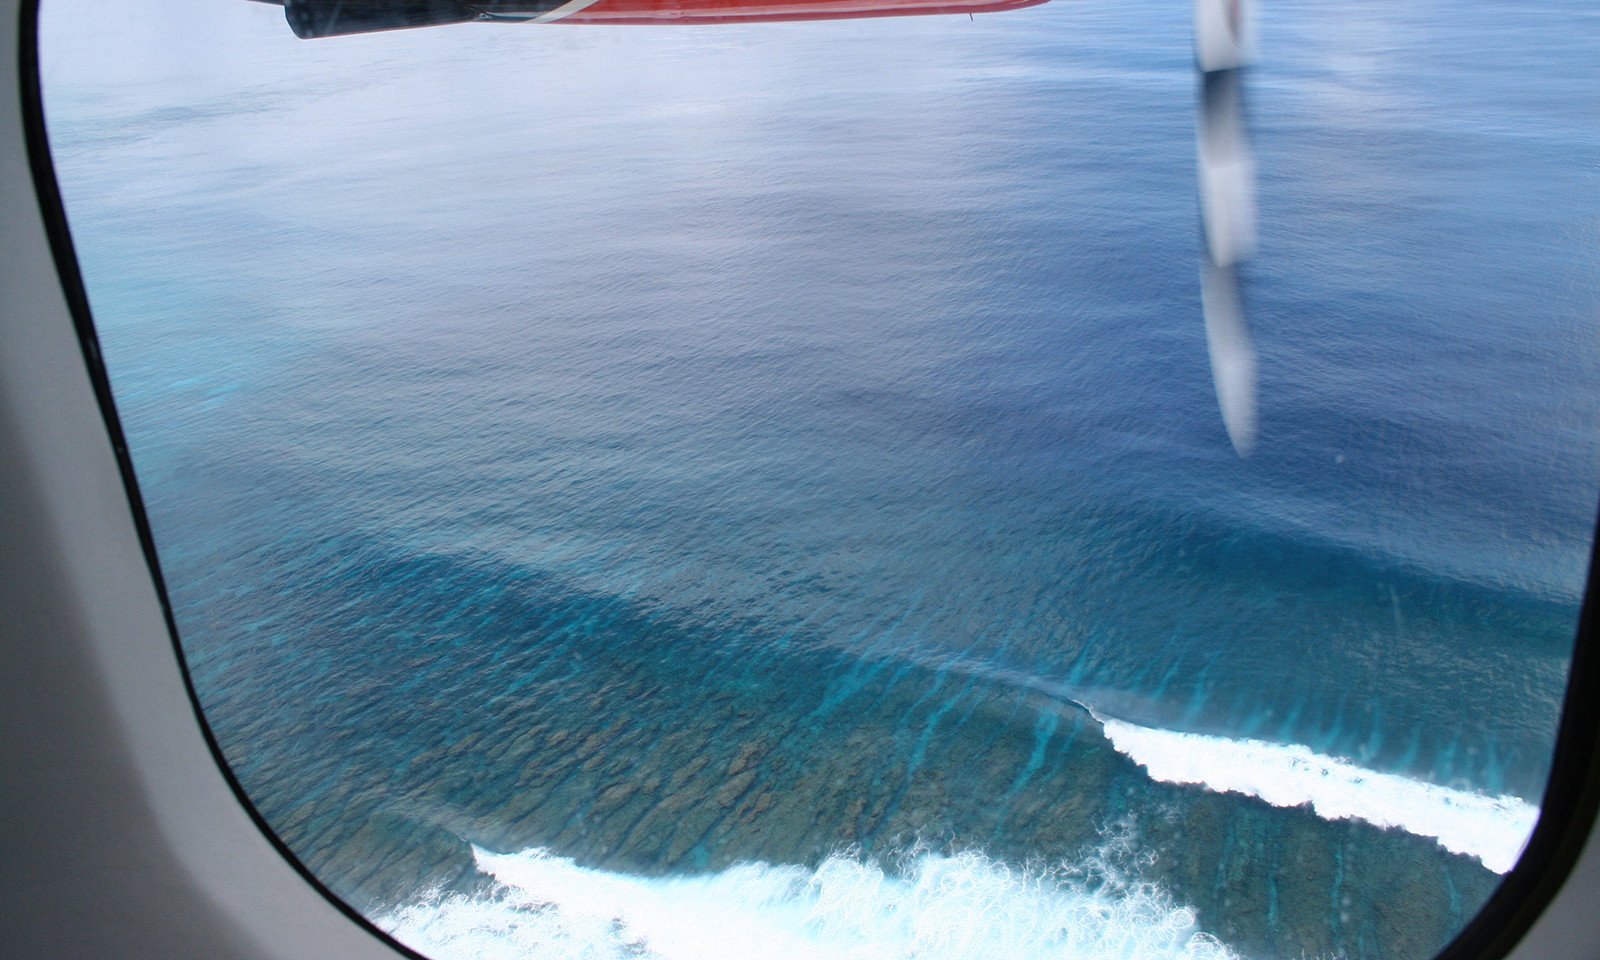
[1095, 714, 1539, 873]
[381, 831, 1239, 960]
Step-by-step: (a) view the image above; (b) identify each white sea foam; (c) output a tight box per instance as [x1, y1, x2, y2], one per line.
[381, 835, 1239, 960]
[1095, 714, 1539, 874]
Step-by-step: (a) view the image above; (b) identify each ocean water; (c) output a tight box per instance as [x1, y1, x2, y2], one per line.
[40, 0, 1600, 957]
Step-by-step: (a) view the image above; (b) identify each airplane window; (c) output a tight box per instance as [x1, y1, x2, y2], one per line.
[37, 0, 1599, 957]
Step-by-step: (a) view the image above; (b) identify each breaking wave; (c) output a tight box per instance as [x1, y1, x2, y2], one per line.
[382, 830, 1239, 960]
[1095, 713, 1539, 874]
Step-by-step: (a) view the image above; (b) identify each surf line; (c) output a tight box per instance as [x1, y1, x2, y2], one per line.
[827, 653, 1536, 873]
[1058, 697, 1539, 875]
[383, 842, 1242, 960]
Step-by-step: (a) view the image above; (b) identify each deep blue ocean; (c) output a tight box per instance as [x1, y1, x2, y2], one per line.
[42, 0, 1600, 957]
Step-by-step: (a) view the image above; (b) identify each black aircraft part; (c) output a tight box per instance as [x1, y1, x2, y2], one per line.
[282, 0, 482, 38]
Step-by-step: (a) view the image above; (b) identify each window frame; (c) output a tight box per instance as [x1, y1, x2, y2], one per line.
[8, 2, 1600, 957]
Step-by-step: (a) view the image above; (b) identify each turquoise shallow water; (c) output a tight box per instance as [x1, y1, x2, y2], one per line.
[41, 0, 1600, 956]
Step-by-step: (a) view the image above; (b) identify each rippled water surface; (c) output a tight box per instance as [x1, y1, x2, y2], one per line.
[42, 0, 1600, 956]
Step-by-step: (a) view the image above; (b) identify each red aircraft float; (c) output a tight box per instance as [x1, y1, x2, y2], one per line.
[264, 0, 1048, 37]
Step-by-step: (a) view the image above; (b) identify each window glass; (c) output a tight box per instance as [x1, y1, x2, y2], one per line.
[40, 1, 1600, 958]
